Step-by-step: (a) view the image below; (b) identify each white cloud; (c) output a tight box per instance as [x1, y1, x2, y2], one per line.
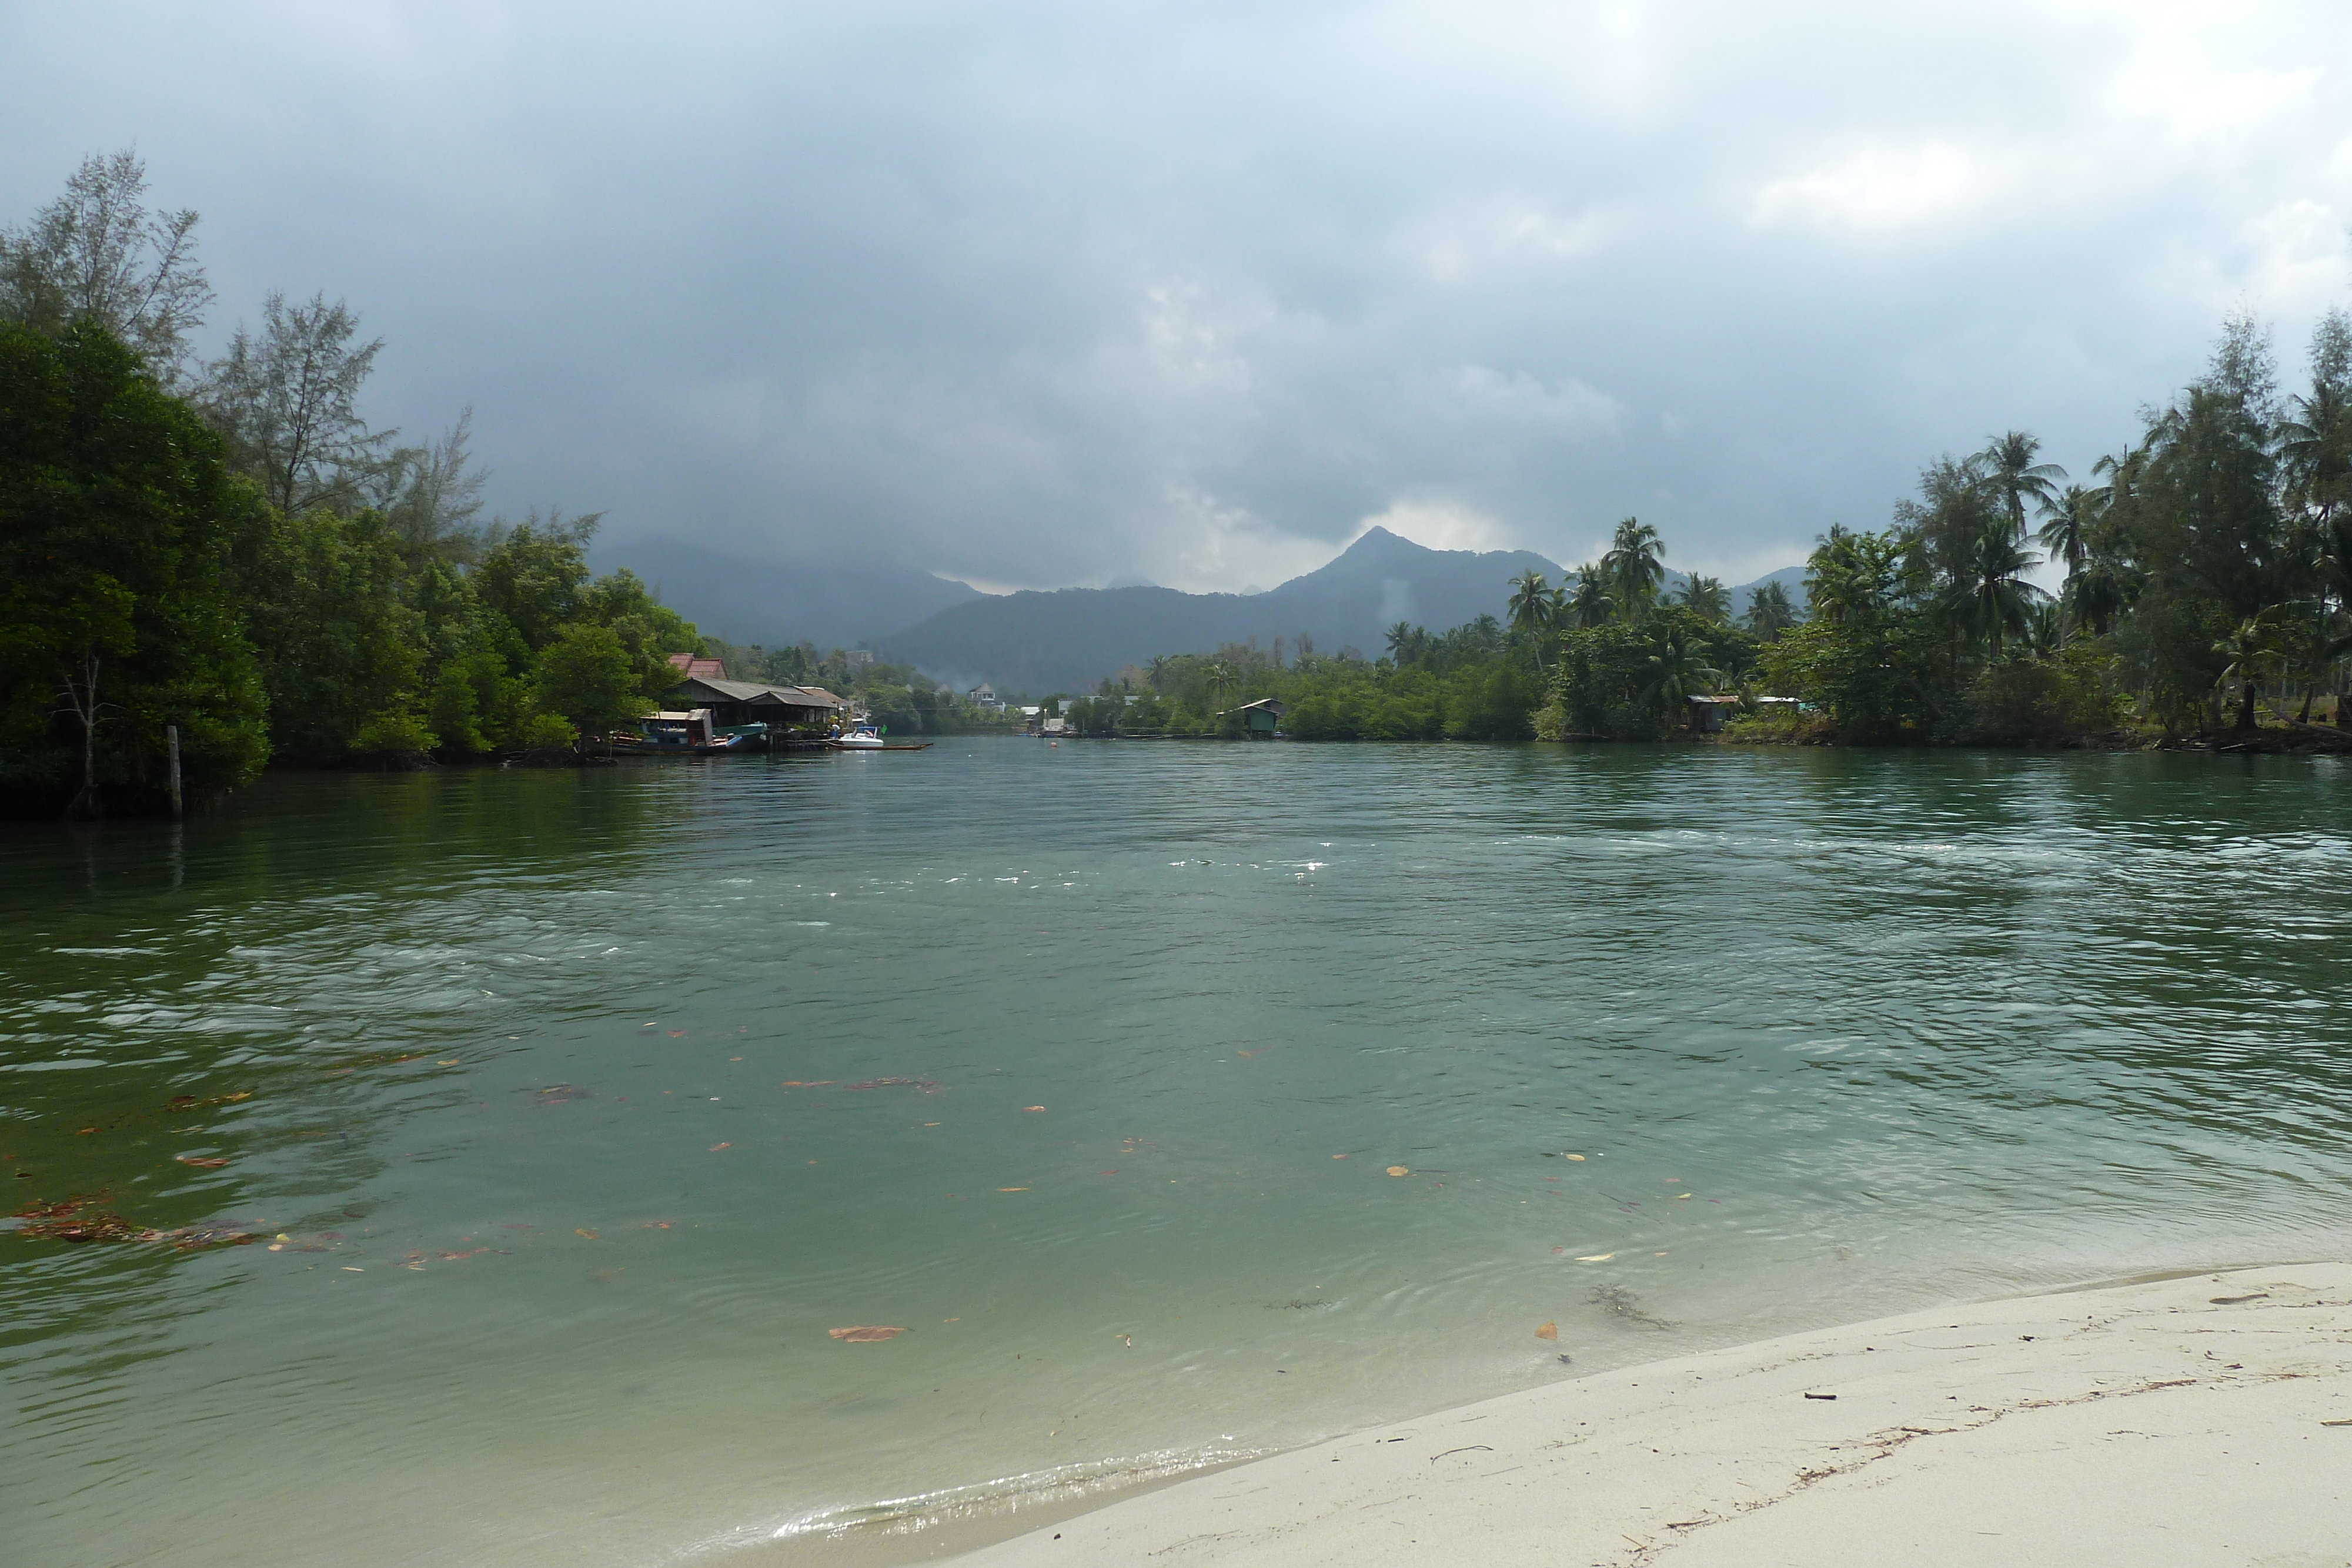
[9, 0, 2352, 600]
[1751, 142, 1998, 232]
[1357, 500, 1507, 554]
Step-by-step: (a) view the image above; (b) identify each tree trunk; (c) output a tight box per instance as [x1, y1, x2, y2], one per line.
[2239, 679, 2259, 732]
[60, 653, 102, 819]
[2299, 686, 2316, 724]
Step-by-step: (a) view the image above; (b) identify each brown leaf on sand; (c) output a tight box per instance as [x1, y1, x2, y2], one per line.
[828, 1325, 909, 1342]
[1535, 1321, 1558, 1340]
[1386, 1165, 1409, 1177]
[175, 1155, 230, 1168]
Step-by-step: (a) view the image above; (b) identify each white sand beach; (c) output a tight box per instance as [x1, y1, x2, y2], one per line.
[896, 1263, 2352, 1567]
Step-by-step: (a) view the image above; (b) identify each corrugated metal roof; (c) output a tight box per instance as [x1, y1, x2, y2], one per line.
[674, 677, 850, 709]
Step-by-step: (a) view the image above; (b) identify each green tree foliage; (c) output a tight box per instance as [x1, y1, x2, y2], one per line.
[1673, 573, 1729, 622]
[0, 322, 269, 813]
[1553, 606, 1752, 738]
[1742, 580, 1798, 639]
[0, 150, 211, 383]
[1602, 518, 1665, 617]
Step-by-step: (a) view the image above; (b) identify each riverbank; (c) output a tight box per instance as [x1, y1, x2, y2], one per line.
[764, 1262, 2351, 1567]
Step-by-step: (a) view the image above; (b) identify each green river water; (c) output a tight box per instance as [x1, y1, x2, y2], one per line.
[5, 740, 2351, 1566]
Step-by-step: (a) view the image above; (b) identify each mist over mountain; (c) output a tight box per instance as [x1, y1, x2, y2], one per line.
[874, 528, 1804, 694]
[589, 537, 983, 651]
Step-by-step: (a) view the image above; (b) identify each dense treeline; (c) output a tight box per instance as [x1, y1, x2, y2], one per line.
[1055, 526, 1778, 741]
[1753, 309, 2352, 744]
[2, 153, 699, 815]
[1067, 307, 2352, 749]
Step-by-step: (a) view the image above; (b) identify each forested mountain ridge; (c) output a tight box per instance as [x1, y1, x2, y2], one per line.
[876, 527, 1804, 693]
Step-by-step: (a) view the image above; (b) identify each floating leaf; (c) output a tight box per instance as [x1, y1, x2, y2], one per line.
[997, 1186, 1030, 1192]
[1023, 1105, 1046, 1112]
[667, 1030, 687, 1037]
[1676, 1192, 1692, 1200]
[709, 1142, 732, 1151]
[1386, 1165, 1409, 1177]
[1575, 1252, 1615, 1262]
[1535, 1321, 1558, 1340]
[574, 1228, 599, 1239]
[175, 1155, 229, 1169]
[828, 1325, 908, 1342]
[1563, 1153, 1585, 1161]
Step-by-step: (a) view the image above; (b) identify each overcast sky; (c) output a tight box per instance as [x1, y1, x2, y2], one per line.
[6, 2, 2350, 592]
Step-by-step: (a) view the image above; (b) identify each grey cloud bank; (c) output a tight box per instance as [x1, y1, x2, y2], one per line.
[4, 1, 2348, 599]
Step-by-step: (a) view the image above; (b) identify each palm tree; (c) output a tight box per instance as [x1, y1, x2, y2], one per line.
[1566, 564, 1615, 630]
[1602, 518, 1665, 618]
[2212, 613, 2282, 731]
[1382, 621, 1416, 664]
[1974, 430, 2067, 540]
[2036, 483, 2107, 641]
[2280, 378, 2351, 530]
[1205, 658, 1238, 714]
[1939, 517, 2047, 658]
[1673, 574, 1729, 622]
[1742, 580, 1798, 639]
[1506, 570, 1555, 670]
[1642, 624, 1726, 724]
[2019, 597, 2064, 660]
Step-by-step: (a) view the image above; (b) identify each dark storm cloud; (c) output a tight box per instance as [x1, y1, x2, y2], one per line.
[5, 1, 2349, 590]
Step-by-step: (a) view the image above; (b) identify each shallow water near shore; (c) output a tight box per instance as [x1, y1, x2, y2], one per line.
[6, 740, 2352, 1567]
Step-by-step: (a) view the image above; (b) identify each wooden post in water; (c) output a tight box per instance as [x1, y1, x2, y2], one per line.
[167, 724, 182, 818]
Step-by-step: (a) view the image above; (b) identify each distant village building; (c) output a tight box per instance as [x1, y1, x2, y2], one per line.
[845, 648, 876, 667]
[1688, 696, 1741, 734]
[968, 683, 1001, 709]
[666, 653, 728, 681]
[1225, 697, 1285, 737]
[667, 674, 850, 730]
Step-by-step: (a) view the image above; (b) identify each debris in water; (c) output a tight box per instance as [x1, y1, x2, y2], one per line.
[1386, 1166, 1410, 1177]
[1591, 1283, 1678, 1330]
[175, 1155, 230, 1168]
[828, 1325, 908, 1342]
[1535, 1321, 1558, 1340]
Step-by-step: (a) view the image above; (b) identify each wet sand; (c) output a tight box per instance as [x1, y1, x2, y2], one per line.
[773, 1262, 2352, 1567]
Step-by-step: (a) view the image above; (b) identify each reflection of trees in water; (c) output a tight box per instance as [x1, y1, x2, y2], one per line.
[1, 768, 680, 1339]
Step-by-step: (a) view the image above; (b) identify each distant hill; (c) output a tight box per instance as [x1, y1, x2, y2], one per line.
[871, 528, 1546, 692]
[876, 527, 1809, 694]
[1728, 564, 1809, 620]
[586, 536, 984, 650]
